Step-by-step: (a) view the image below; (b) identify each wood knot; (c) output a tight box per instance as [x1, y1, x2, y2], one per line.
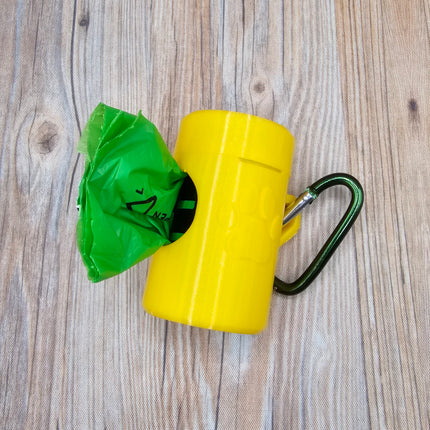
[253, 81, 266, 93]
[34, 121, 59, 154]
[78, 14, 89, 29]
[408, 98, 417, 112]
[408, 98, 419, 123]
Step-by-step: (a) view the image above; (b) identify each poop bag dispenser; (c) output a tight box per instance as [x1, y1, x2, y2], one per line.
[76, 103, 187, 282]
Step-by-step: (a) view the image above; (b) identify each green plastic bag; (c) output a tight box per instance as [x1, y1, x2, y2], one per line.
[77, 103, 186, 282]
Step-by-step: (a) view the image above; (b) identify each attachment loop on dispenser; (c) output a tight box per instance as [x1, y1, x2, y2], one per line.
[275, 173, 364, 295]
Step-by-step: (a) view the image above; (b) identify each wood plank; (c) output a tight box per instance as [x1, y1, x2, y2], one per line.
[335, 0, 430, 428]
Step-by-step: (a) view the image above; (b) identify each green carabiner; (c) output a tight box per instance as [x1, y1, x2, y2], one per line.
[274, 173, 364, 295]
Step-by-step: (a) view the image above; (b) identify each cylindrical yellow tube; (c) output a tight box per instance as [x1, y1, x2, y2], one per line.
[143, 110, 298, 334]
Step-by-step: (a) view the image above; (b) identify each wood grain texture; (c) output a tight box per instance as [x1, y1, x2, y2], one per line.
[0, 0, 428, 429]
[335, 1, 430, 428]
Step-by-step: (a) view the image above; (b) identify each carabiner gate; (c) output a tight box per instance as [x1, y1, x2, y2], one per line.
[274, 173, 364, 295]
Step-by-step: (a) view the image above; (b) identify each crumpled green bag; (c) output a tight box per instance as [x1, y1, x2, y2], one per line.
[77, 103, 186, 282]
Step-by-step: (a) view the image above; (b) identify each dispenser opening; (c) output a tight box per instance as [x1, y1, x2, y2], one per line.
[169, 175, 198, 242]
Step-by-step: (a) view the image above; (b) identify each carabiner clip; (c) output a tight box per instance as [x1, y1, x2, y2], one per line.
[274, 173, 364, 295]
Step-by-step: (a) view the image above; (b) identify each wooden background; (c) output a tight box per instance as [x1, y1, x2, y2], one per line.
[1, 0, 428, 428]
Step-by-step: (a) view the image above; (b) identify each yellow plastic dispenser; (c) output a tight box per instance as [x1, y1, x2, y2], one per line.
[143, 110, 300, 334]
